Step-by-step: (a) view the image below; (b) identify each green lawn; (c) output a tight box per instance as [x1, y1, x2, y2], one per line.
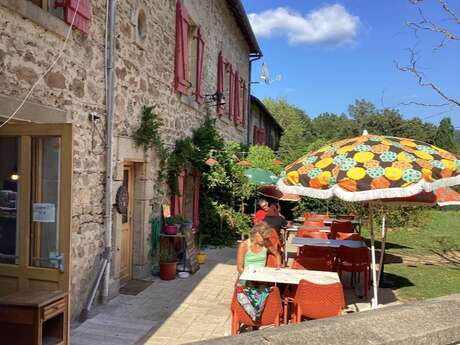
[364, 210, 460, 301]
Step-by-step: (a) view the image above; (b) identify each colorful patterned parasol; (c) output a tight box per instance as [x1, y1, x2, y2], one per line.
[379, 187, 460, 206]
[277, 132, 460, 309]
[278, 134, 460, 201]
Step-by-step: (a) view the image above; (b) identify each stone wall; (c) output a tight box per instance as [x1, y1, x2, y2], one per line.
[0, 0, 252, 319]
[194, 294, 460, 345]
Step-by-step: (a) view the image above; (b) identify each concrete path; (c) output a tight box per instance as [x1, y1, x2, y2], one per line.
[71, 245, 400, 345]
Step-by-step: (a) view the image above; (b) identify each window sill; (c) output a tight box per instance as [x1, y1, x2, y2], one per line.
[1, 0, 69, 39]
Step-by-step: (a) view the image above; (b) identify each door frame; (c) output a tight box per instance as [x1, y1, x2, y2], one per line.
[0, 124, 72, 294]
[120, 162, 134, 285]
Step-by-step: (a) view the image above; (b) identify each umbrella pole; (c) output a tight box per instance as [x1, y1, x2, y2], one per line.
[377, 215, 387, 288]
[369, 205, 379, 309]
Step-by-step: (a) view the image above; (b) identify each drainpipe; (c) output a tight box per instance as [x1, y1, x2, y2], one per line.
[246, 53, 262, 145]
[102, 0, 117, 303]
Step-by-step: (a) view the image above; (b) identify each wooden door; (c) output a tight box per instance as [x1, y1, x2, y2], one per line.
[120, 163, 134, 285]
[0, 124, 72, 296]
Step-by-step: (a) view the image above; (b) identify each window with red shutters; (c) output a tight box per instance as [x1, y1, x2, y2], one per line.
[233, 71, 240, 125]
[227, 63, 234, 119]
[194, 26, 205, 104]
[258, 128, 267, 145]
[55, 0, 92, 33]
[216, 52, 225, 115]
[174, 0, 190, 94]
[241, 79, 247, 128]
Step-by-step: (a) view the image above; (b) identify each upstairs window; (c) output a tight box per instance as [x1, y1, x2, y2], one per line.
[27, 0, 91, 33]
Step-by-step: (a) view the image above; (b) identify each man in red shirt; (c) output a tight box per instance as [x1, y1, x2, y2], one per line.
[253, 199, 269, 224]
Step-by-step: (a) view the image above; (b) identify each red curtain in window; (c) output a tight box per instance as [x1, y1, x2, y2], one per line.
[55, 0, 91, 33]
[233, 71, 240, 124]
[194, 26, 205, 104]
[216, 52, 225, 114]
[174, 0, 189, 94]
[241, 79, 247, 128]
[227, 64, 234, 119]
[171, 169, 186, 216]
[192, 170, 201, 228]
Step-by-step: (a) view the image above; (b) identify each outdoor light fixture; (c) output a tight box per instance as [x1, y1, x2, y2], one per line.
[204, 91, 225, 106]
[10, 173, 19, 181]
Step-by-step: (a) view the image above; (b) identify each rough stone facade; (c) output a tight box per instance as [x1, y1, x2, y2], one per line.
[0, 0, 255, 320]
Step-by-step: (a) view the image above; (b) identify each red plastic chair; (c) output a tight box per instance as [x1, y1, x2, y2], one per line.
[335, 232, 362, 241]
[295, 245, 335, 270]
[297, 230, 328, 240]
[231, 286, 282, 335]
[303, 220, 324, 227]
[266, 229, 281, 267]
[285, 279, 345, 323]
[330, 221, 354, 239]
[336, 246, 370, 298]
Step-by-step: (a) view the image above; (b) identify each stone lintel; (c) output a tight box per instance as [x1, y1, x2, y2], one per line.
[0, 94, 70, 123]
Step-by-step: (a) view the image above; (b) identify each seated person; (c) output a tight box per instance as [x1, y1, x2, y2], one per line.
[253, 198, 269, 224]
[263, 202, 289, 238]
[236, 221, 281, 284]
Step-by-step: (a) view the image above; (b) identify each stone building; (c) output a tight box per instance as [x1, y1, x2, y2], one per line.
[249, 95, 283, 151]
[0, 0, 261, 320]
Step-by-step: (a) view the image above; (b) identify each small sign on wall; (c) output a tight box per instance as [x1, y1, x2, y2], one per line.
[32, 203, 56, 223]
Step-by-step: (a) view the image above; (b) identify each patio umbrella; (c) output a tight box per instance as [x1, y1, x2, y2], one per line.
[258, 185, 302, 202]
[278, 132, 460, 308]
[244, 168, 279, 186]
[379, 187, 460, 207]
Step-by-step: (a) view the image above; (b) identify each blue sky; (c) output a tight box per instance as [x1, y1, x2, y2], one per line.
[242, 1, 460, 128]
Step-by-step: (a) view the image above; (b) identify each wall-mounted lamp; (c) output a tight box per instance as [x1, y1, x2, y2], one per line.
[204, 92, 226, 106]
[10, 172, 19, 181]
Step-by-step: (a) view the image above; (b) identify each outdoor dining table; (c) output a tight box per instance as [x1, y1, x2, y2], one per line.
[291, 237, 367, 249]
[283, 226, 331, 263]
[239, 266, 340, 285]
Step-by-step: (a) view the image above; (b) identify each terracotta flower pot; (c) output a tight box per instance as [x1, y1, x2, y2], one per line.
[159, 261, 177, 280]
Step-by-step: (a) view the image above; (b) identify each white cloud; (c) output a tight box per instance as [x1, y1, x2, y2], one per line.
[248, 4, 360, 45]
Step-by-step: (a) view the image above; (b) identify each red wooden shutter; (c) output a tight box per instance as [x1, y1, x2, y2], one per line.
[192, 170, 201, 228]
[194, 26, 205, 104]
[216, 52, 225, 114]
[233, 71, 240, 124]
[55, 0, 91, 33]
[241, 79, 247, 128]
[174, 0, 189, 94]
[253, 126, 258, 144]
[172, 169, 186, 216]
[259, 128, 267, 145]
[227, 64, 234, 119]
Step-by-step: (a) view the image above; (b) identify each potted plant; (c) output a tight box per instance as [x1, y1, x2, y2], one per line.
[162, 217, 179, 235]
[159, 243, 177, 280]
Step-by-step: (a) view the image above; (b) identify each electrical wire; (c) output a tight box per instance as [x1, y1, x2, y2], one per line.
[0, 0, 82, 129]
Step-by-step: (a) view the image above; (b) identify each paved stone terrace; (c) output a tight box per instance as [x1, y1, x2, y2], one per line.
[71, 246, 399, 345]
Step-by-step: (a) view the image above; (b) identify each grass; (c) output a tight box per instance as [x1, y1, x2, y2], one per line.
[363, 210, 460, 301]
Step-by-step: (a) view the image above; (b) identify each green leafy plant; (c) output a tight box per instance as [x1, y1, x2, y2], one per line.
[246, 145, 282, 174]
[134, 106, 169, 182]
[159, 248, 177, 262]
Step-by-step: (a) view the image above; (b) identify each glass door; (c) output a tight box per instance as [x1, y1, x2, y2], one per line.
[0, 124, 72, 296]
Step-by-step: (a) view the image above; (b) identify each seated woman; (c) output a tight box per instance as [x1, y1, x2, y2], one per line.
[236, 221, 281, 284]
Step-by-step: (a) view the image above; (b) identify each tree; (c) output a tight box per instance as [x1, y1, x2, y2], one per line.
[263, 98, 316, 163]
[246, 145, 282, 174]
[311, 112, 356, 140]
[398, 0, 460, 108]
[434, 117, 458, 152]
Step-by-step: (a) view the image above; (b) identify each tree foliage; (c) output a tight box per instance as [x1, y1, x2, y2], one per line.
[434, 117, 458, 153]
[246, 145, 282, 174]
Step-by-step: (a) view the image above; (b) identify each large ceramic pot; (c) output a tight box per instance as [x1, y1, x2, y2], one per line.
[162, 225, 178, 235]
[159, 261, 177, 280]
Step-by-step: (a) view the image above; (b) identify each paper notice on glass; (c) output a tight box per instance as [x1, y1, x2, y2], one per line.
[33, 203, 56, 223]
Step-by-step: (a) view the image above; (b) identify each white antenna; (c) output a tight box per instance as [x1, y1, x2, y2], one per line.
[259, 63, 282, 85]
